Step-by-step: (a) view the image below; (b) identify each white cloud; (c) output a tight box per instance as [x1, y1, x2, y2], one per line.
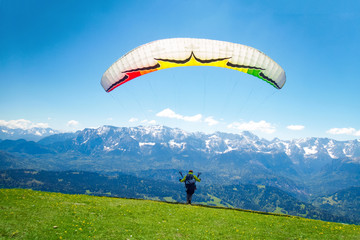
[140, 119, 157, 124]
[0, 119, 49, 129]
[183, 114, 202, 122]
[67, 120, 79, 128]
[156, 108, 202, 123]
[227, 120, 276, 134]
[155, 108, 221, 127]
[204, 116, 219, 126]
[287, 125, 305, 131]
[129, 118, 139, 123]
[327, 127, 360, 136]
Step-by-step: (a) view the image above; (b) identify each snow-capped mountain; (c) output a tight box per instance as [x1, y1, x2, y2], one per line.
[0, 126, 58, 141]
[42, 125, 360, 162]
[270, 137, 360, 160]
[2, 125, 360, 164]
[37, 125, 268, 155]
[0, 124, 349, 165]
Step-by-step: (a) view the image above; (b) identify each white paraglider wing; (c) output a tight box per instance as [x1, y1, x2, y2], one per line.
[101, 38, 286, 92]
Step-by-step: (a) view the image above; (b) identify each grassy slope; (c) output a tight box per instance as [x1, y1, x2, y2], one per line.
[1, 189, 359, 240]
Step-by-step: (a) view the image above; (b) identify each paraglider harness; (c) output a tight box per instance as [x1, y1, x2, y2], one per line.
[179, 171, 201, 194]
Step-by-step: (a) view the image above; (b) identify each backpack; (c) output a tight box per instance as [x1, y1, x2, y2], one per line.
[185, 174, 196, 192]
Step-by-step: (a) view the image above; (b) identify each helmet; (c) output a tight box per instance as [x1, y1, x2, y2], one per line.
[189, 170, 193, 172]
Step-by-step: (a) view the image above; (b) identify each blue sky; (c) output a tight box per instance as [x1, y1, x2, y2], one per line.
[1, 0, 360, 140]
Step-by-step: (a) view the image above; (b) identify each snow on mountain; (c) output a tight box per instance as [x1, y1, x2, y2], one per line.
[304, 146, 318, 155]
[139, 142, 156, 147]
[0, 126, 58, 141]
[168, 140, 186, 150]
[3, 125, 360, 165]
[70, 126, 360, 167]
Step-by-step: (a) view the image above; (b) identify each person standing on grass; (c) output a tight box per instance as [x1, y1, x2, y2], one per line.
[179, 170, 201, 204]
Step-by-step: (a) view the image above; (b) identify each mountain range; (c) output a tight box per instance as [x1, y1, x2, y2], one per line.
[1, 125, 360, 199]
[0, 126, 58, 141]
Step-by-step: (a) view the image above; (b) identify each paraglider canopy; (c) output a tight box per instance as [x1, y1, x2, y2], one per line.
[101, 38, 286, 93]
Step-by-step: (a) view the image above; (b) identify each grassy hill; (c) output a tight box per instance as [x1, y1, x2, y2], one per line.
[2, 169, 352, 224]
[1, 189, 359, 239]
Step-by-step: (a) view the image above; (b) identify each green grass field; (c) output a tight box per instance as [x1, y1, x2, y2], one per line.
[1, 189, 359, 239]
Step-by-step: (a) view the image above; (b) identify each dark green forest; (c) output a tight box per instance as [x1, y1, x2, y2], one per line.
[1, 169, 357, 224]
